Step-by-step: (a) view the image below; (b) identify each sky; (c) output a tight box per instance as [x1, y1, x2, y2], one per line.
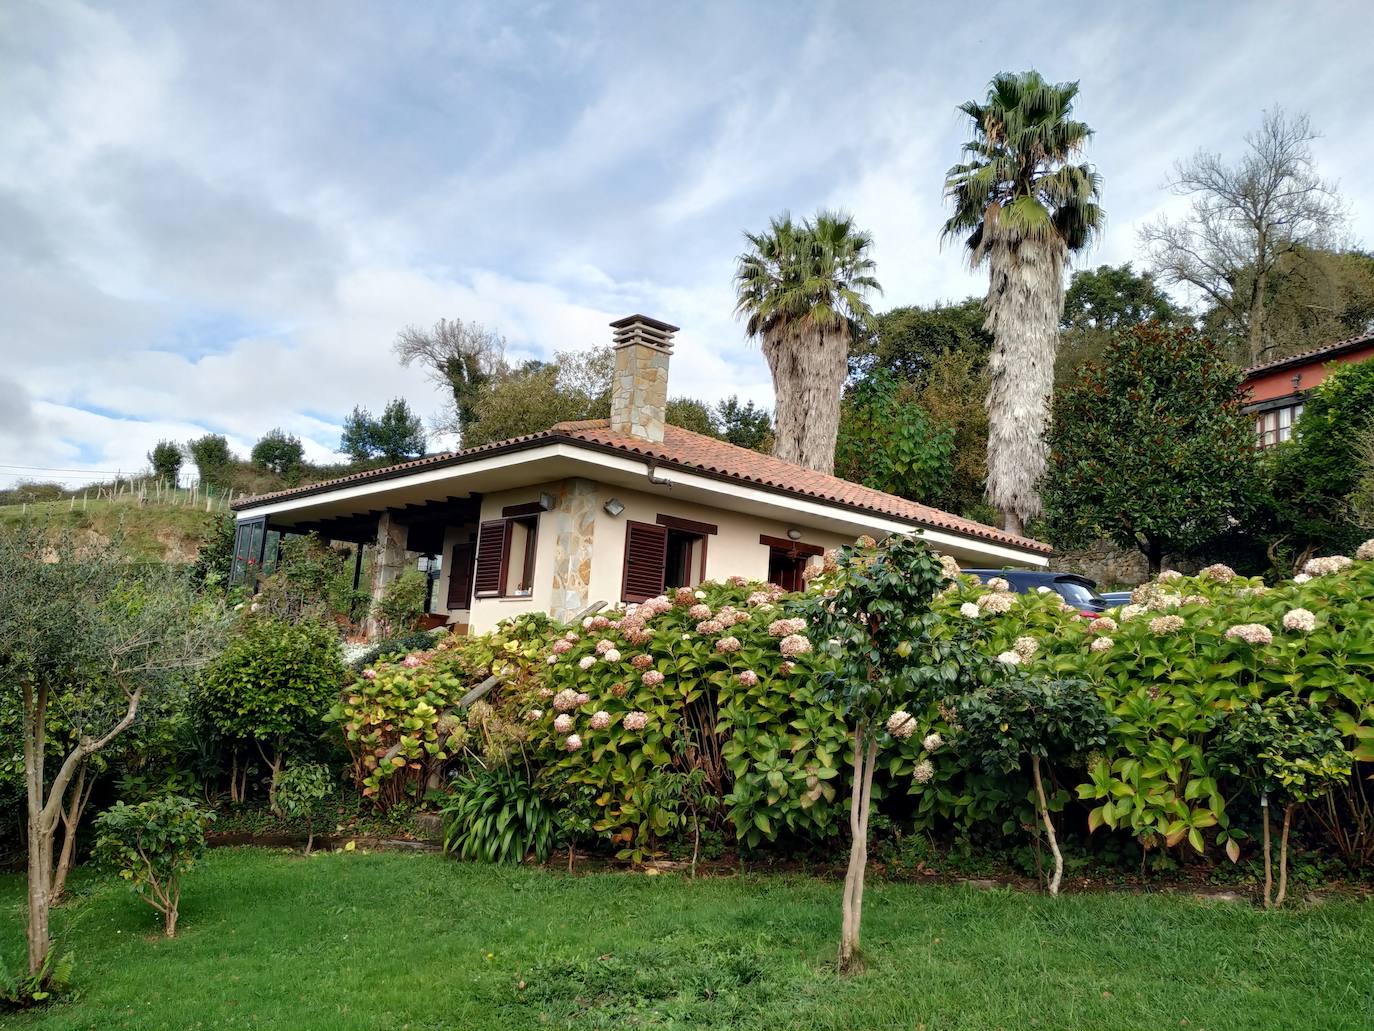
[4, 0, 1374, 488]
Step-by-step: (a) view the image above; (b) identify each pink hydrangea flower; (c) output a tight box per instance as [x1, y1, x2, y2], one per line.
[1303, 555, 1353, 577]
[578, 655, 597, 671]
[552, 640, 574, 655]
[576, 692, 590, 705]
[564, 734, 582, 752]
[715, 636, 742, 654]
[746, 592, 772, 606]
[688, 604, 713, 620]
[595, 638, 616, 655]
[401, 654, 424, 668]
[525, 709, 543, 722]
[767, 617, 807, 637]
[1356, 538, 1374, 562]
[553, 688, 581, 712]
[1090, 636, 1114, 653]
[986, 576, 1011, 592]
[737, 669, 759, 687]
[641, 670, 665, 687]
[1149, 615, 1185, 635]
[1225, 623, 1273, 645]
[538, 687, 553, 698]
[977, 592, 1014, 615]
[631, 654, 654, 670]
[696, 619, 725, 634]
[603, 648, 621, 663]
[590, 710, 611, 730]
[674, 586, 697, 605]
[553, 713, 574, 733]
[727, 575, 749, 587]
[779, 634, 811, 658]
[1200, 563, 1236, 583]
[779, 661, 795, 675]
[565, 631, 579, 642]
[362, 668, 377, 680]
[1088, 616, 1117, 633]
[1282, 608, 1316, 632]
[622, 711, 649, 731]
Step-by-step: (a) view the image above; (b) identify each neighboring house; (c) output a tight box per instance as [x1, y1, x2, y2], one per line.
[230, 315, 1051, 636]
[1241, 332, 1374, 447]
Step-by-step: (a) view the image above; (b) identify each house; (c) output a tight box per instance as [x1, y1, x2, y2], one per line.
[1241, 331, 1374, 447]
[230, 315, 1051, 636]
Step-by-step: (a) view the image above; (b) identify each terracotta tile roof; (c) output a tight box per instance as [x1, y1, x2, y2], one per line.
[234, 420, 1050, 555]
[1243, 331, 1374, 377]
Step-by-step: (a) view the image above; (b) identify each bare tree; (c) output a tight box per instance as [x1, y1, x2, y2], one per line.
[2, 524, 227, 977]
[393, 318, 508, 441]
[1140, 109, 1347, 365]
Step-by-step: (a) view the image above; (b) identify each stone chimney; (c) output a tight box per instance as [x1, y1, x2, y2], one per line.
[608, 314, 678, 442]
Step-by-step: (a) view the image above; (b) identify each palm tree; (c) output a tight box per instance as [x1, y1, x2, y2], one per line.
[943, 71, 1103, 535]
[735, 211, 881, 475]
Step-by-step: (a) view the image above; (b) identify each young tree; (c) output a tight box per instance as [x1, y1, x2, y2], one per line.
[186, 434, 234, 488]
[197, 615, 344, 811]
[803, 534, 978, 971]
[1, 525, 225, 976]
[274, 762, 334, 853]
[958, 677, 1114, 895]
[250, 428, 305, 480]
[1141, 108, 1347, 365]
[393, 317, 509, 440]
[714, 395, 772, 452]
[944, 71, 1104, 535]
[735, 211, 881, 475]
[1042, 324, 1256, 574]
[93, 795, 213, 936]
[147, 440, 183, 485]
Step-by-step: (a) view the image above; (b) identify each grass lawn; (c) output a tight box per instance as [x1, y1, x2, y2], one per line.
[2, 848, 1372, 1030]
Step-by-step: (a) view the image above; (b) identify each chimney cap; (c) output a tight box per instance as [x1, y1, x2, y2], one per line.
[608, 313, 680, 334]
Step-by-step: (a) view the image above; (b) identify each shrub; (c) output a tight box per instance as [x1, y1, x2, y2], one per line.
[93, 796, 213, 936]
[1, 948, 74, 1010]
[198, 616, 344, 809]
[274, 762, 335, 853]
[374, 568, 429, 634]
[441, 763, 558, 864]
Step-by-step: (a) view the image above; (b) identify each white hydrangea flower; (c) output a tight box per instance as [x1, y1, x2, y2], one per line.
[996, 650, 1021, 666]
[913, 760, 935, 784]
[1293, 573, 1311, 584]
[1282, 608, 1316, 632]
[1356, 538, 1374, 562]
[886, 710, 917, 739]
[922, 732, 943, 752]
[1090, 636, 1114, 653]
[959, 602, 980, 619]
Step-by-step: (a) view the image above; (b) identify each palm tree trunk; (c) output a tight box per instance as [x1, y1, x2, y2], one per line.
[768, 320, 846, 475]
[982, 234, 1065, 530]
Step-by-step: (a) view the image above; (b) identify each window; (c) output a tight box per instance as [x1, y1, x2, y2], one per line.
[473, 510, 539, 599]
[621, 514, 717, 603]
[1254, 402, 1304, 448]
[759, 534, 824, 593]
[446, 535, 476, 610]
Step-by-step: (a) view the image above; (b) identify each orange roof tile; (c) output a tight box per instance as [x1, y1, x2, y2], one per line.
[235, 420, 1050, 555]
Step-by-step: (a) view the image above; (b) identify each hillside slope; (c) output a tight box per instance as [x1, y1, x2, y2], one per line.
[0, 498, 221, 563]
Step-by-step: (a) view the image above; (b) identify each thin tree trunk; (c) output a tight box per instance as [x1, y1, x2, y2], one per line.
[838, 724, 865, 972]
[1262, 798, 1273, 910]
[1275, 804, 1294, 908]
[1031, 755, 1063, 896]
[51, 760, 94, 904]
[982, 234, 1065, 530]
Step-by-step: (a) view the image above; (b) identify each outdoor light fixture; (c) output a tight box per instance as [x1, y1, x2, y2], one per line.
[786, 528, 802, 541]
[603, 498, 625, 517]
[538, 491, 556, 511]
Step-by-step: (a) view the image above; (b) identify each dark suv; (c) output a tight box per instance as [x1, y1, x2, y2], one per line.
[962, 569, 1108, 615]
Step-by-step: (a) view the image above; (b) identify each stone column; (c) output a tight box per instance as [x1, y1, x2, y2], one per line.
[364, 511, 409, 640]
[547, 478, 598, 622]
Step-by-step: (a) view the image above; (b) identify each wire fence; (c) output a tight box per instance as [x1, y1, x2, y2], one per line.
[0, 477, 239, 516]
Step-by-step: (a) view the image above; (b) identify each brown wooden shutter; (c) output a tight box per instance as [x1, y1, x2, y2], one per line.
[446, 540, 476, 608]
[622, 520, 667, 603]
[473, 520, 509, 597]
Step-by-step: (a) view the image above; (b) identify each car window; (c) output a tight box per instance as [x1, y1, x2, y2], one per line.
[1053, 578, 1101, 606]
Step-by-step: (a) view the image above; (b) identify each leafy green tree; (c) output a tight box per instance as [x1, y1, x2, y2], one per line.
[459, 348, 614, 447]
[857, 298, 990, 381]
[1268, 358, 1374, 559]
[2, 525, 226, 976]
[250, 428, 305, 481]
[714, 395, 772, 452]
[93, 795, 213, 936]
[339, 399, 426, 465]
[186, 434, 234, 488]
[803, 534, 980, 971]
[944, 71, 1104, 534]
[958, 677, 1115, 895]
[664, 397, 719, 437]
[197, 616, 343, 811]
[190, 515, 237, 591]
[1058, 264, 1186, 384]
[835, 372, 954, 505]
[147, 440, 183, 485]
[1042, 324, 1256, 573]
[274, 762, 334, 853]
[735, 211, 881, 474]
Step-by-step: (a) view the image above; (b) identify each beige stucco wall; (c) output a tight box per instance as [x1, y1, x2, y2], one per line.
[465, 482, 565, 633]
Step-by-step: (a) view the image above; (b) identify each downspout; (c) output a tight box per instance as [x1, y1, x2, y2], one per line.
[646, 460, 672, 488]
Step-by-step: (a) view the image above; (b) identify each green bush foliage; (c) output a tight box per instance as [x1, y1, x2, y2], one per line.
[93, 795, 213, 936]
[197, 616, 344, 806]
[374, 568, 429, 634]
[441, 763, 558, 863]
[274, 762, 335, 852]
